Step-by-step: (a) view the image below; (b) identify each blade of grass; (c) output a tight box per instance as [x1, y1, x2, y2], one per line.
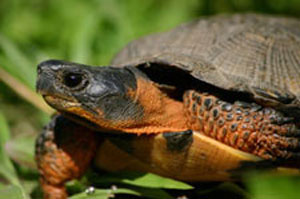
[69, 12, 99, 64]
[121, 173, 193, 190]
[6, 134, 36, 169]
[90, 171, 193, 190]
[130, 186, 173, 199]
[0, 111, 29, 199]
[71, 188, 140, 199]
[247, 173, 300, 199]
[0, 111, 18, 185]
[71, 187, 173, 199]
[0, 34, 35, 89]
[0, 67, 54, 114]
[0, 185, 25, 199]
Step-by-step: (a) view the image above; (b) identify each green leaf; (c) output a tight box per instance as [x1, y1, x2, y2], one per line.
[5, 134, 36, 169]
[122, 173, 193, 190]
[0, 185, 24, 199]
[69, 12, 99, 64]
[71, 188, 140, 199]
[70, 187, 173, 199]
[131, 186, 173, 199]
[0, 111, 18, 185]
[0, 112, 29, 199]
[0, 110, 10, 142]
[247, 173, 300, 199]
[90, 171, 193, 190]
[0, 34, 35, 89]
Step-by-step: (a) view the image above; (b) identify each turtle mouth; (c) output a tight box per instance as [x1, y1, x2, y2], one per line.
[43, 95, 81, 109]
[44, 95, 107, 131]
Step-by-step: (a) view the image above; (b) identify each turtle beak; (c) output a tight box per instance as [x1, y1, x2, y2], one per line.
[36, 60, 61, 95]
[36, 59, 91, 111]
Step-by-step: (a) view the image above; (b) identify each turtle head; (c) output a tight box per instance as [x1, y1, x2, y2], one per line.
[37, 60, 187, 133]
[37, 60, 144, 131]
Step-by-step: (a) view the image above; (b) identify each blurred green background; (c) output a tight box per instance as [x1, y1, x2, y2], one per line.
[1, 0, 300, 199]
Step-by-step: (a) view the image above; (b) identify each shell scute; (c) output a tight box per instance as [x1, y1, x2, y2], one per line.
[112, 14, 300, 106]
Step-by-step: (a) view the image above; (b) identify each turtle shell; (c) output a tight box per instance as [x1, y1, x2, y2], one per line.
[111, 14, 300, 109]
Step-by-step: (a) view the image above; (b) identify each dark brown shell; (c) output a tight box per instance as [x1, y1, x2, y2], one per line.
[111, 14, 300, 107]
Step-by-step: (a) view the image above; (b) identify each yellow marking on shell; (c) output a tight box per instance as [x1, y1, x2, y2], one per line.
[95, 131, 261, 181]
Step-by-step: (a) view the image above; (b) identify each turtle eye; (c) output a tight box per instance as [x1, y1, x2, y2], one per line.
[63, 72, 85, 89]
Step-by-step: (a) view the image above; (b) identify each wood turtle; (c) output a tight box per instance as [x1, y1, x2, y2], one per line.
[35, 14, 300, 199]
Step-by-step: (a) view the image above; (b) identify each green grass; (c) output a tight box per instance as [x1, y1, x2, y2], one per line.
[1, 0, 300, 198]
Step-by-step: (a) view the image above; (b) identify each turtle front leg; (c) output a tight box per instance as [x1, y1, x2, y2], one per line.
[35, 115, 99, 199]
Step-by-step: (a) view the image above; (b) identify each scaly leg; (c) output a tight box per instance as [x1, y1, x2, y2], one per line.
[184, 90, 300, 161]
[35, 115, 99, 199]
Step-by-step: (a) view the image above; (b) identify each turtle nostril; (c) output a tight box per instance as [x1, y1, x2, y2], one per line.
[63, 72, 83, 88]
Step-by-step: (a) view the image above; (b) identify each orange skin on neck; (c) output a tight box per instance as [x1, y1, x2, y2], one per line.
[127, 78, 189, 134]
[66, 78, 189, 134]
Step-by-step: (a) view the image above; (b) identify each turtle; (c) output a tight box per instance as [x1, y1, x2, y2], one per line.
[35, 14, 300, 199]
